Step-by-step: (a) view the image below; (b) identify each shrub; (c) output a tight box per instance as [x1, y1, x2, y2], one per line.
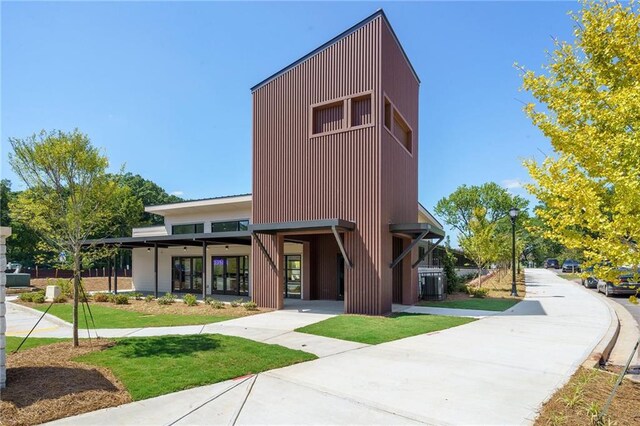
[94, 293, 110, 303]
[466, 285, 488, 299]
[53, 295, 67, 303]
[107, 293, 117, 303]
[157, 293, 176, 305]
[183, 293, 198, 306]
[230, 299, 243, 308]
[204, 297, 214, 305]
[243, 301, 258, 311]
[19, 292, 35, 302]
[211, 299, 225, 309]
[145, 295, 155, 303]
[442, 248, 460, 294]
[130, 292, 143, 300]
[114, 294, 129, 305]
[31, 293, 46, 303]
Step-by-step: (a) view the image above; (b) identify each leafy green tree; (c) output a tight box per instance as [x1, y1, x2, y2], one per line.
[435, 182, 529, 279]
[9, 129, 134, 346]
[519, 0, 640, 283]
[118, 173, 182, 225]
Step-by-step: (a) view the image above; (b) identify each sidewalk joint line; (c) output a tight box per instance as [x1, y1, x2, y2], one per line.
[229, 373, 258, 426]
[164, 375, 254, 426]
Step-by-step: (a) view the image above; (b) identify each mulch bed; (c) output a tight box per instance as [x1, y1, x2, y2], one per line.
[30, 277, 133, 292]
[0, 341, 131, 426]
[93, 298, 268, 317]
[535, 367, 640, 425]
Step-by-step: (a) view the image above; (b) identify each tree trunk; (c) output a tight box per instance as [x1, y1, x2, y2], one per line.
[72, 250, 80, 347]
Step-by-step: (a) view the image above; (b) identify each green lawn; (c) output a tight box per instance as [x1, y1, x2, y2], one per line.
[32, 304, 233, 328]
[5, 336, 68, 352]
[75, 334, 316, 400]
[295, 313, 475, 345]
[417, 298, 520, 312]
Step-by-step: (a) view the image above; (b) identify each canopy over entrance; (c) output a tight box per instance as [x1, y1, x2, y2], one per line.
[389, 223, 445, 269]
[82, 231, 252, 249]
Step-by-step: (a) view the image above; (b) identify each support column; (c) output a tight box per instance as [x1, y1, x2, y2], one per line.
[107, 257, 112, 293]
[302, 241, 311, 301]
[202, 241, 207, 300]
[114, 254, 118, 294]
[154, 244, 158, 298]
[0, 226, 12, 390]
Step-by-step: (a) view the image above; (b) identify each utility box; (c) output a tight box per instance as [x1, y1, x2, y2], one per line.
[5, 273, 30, 287]
[420, 272, 447, 301]
[45, 285, 61, 302]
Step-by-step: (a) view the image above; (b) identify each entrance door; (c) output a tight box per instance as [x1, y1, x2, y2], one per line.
[212, 256, 249, 296]
[337, 254, 345, 300]
[172, 257, 202, 292]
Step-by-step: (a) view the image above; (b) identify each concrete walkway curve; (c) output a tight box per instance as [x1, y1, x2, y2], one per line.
[45, 269, 612, 425]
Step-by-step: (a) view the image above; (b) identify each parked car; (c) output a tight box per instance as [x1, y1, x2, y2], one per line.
[544, 258, 560, 269]
[562, 259, 581, 273]
[596, 268, 640, 297]
[581, 266, 598, 288]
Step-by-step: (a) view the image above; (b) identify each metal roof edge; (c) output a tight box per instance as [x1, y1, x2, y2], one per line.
[250, 9, 420, 92]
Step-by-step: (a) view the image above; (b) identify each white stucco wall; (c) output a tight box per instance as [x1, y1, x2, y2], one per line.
[0, 226, 11, 389]
[132, 242, 303, 297]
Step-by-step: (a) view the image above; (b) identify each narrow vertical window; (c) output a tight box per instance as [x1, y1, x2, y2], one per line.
[393, 110, 412, 154]
[384, 98, 392, 130]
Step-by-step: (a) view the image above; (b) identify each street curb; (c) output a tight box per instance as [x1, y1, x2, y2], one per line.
[562, 280, 620, 369]
[7, 300, 73, 328]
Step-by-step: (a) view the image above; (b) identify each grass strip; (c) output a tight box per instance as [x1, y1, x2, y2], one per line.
[296, 313, 475, 344]
[75, 334, 317, 400]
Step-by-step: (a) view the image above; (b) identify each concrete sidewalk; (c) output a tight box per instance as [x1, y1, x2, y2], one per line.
[48, 269, 612, 425]
[6, 298, 365, 358]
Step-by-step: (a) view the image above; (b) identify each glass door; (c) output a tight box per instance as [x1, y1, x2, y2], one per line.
[213, 257, 225, 293]
[212, 256, 250, 296]
[285, 255, 302, 299]
[172, 257, 202, 292]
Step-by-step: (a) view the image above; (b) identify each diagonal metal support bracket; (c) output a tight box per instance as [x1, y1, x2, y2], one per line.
[331, 226, 353, 268]
[390, 230, 429, 269]
[411, 237, 444, 268]
[252, 232, 277, 272]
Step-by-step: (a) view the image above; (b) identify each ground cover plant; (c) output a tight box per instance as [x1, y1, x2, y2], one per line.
[75, 334, 317, 400]
[19, 298, 266, 328]
[535, 367, 640, 426]
[296, 313, 474, 345]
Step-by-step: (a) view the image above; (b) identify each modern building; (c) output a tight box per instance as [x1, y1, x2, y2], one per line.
[88, 10, 445, 315]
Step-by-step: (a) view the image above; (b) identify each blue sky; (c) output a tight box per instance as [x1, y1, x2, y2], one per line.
[2, 1, 576, 235]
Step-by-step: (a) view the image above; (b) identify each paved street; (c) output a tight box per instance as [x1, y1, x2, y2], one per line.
[48, 269, 611, 425]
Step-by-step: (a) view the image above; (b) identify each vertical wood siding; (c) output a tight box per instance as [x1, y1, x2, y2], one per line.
[313, 102, 344, 134]
[351, 95, 372, 127]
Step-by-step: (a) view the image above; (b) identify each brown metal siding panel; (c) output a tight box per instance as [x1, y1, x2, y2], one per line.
[252, 16, 422, 314]
[380, 19, 420, 308]
[252, 17, 384, 314]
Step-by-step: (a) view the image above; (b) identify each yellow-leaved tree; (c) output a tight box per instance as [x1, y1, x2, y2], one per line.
[519, 0, 640, 302]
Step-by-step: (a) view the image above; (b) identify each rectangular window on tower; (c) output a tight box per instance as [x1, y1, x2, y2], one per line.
[350, 94, 372, 127]
[312, 101, 344, 135]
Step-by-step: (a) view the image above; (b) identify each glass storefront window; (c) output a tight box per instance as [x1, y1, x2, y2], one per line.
[211, 256, 249, 296]
[172, 223, 204, 235]
[211, 220, 250, 232]
[285, 255, 301, 299]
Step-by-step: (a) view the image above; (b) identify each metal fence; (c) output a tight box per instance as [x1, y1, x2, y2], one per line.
[419, 270, 447, 301]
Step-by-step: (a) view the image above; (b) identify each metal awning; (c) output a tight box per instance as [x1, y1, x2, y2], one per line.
[82, 230, 252, 249]
[250, 219, 355, 269]
[388, 223, 446, 269]
[249, 219, 355, 234]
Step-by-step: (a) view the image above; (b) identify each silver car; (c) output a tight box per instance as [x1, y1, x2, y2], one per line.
[596, 269, 640, 297]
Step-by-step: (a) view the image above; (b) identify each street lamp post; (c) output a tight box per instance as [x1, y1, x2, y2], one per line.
[509, 207, 520, 297]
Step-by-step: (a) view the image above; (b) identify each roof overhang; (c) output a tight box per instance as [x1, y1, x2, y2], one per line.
[250, 219, 355, 235]
[82, 231, 252, 249]
[389, 223, 445, 240]
[145, 195, 252, 216]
